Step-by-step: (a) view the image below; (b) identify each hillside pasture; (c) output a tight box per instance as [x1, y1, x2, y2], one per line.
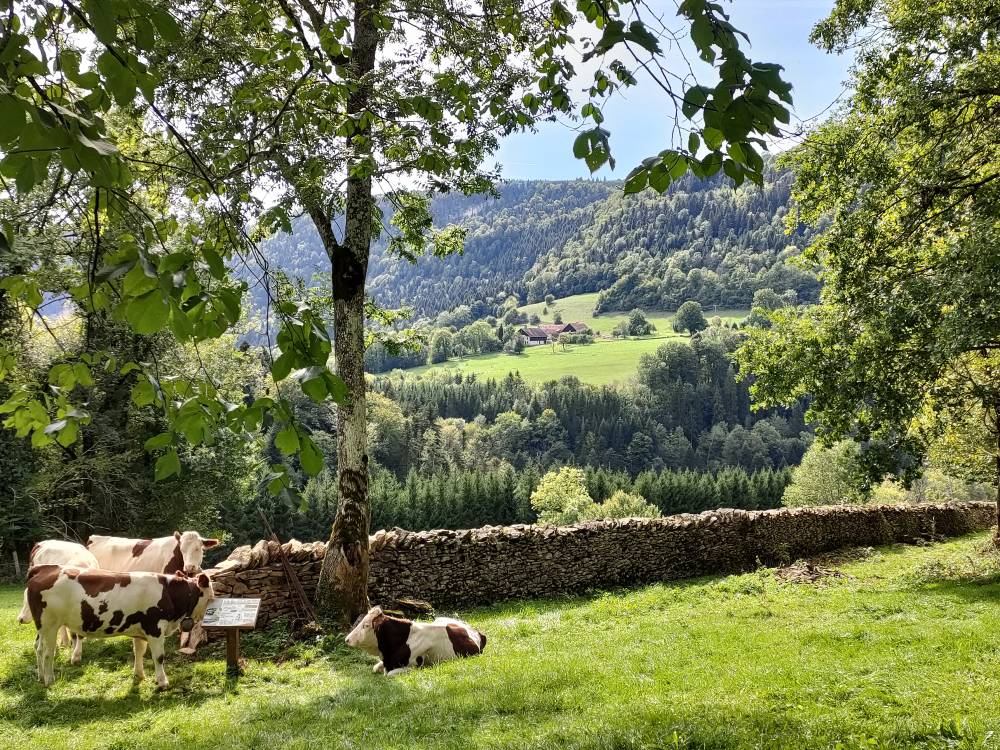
[409, 293, 748, 385]
[3, 533, 1000, 749]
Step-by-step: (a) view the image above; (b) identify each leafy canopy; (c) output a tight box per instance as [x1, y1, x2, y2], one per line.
[737, 0, 1000, 486]
[1, 0, 793, 488]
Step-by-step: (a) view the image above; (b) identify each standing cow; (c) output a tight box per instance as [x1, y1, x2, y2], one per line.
[22, 540, 100, 664]
[19, 564, 214, 688]
[87, 531, 219, 576]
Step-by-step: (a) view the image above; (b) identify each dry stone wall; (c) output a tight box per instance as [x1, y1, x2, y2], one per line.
[205, 502, 995, 626]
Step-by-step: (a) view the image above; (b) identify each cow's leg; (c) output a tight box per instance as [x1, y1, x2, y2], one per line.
[70, 634, 83, 665]
[147, 637, 169, 689]
[58, 626, 70, 648]
[132, 638, 147, 682]
[37, 627, 58, 686]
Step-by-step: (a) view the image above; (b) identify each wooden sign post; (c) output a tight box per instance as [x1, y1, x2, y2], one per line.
[200, 597, 261, 676]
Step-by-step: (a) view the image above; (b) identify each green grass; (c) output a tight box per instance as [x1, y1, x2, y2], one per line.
[407, 293, 748, 385]
[4, 533, 1000, 749]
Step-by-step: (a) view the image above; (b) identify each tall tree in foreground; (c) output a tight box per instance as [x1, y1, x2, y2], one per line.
[737, 0, 1000, 527]
[154, 0, 793, 623]
[2, 0, 792, 622]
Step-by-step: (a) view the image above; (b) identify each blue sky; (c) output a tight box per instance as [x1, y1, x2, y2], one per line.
[495, 0, 853, 180]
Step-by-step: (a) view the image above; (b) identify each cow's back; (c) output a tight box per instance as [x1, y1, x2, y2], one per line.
[31, 540, 99, 569]
[88, 535, 179, 573]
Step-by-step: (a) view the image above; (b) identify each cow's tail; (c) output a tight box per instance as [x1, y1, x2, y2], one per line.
[16, 588, 31, 625]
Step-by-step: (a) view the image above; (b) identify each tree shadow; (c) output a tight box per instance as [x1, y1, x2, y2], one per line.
[0, 635, 228, 728]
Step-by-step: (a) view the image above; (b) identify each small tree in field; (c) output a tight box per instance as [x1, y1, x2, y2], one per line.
[627, 309, 655, 336]
[675, 301, 709, 334]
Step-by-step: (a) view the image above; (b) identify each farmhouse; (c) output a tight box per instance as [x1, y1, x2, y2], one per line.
[518, 322, 592, 345]
[518, 326, 550, 346]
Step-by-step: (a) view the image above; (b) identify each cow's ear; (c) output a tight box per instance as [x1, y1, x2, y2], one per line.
[174, 530, 181, 540]
[197, 573, 210, 588]
[201, 538, 220, 549]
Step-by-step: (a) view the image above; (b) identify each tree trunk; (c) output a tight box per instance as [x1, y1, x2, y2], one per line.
[994, 430, 1000, 547]
[315, 0, 380, 627]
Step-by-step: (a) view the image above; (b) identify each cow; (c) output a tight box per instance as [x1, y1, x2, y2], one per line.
[345, 606, 487, 675]
[20, 540, 100, 664]
[87, 531, 219, 576]
[19, 564, 213, 688]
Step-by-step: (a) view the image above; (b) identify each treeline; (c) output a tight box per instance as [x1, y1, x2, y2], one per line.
[369, 331, 809, 476]
[252, 464, 790, 541]
[253, 171, 818, 322]
[571, 169, 820, 312]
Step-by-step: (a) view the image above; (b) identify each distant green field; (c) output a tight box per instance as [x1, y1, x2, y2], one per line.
[404, 293, 747, 385]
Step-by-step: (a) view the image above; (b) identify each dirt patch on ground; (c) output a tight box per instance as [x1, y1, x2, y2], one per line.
[775, 560, 849, 584]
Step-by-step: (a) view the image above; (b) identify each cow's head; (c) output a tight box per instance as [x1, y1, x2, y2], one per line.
[191, 572, 215, 623]
[345, 606, 383, 652]
[174, 531, 220, 576]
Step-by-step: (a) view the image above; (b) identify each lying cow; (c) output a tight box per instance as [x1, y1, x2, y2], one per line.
[25, 540, 99, 663]
[345, 606, 486, 675]
[88, 530, 219, 576]
[19, 564, 213, 688]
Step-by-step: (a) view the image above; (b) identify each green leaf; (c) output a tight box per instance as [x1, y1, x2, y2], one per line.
[144, 432, 174, 451]
[125, 290, 169, 334]
[299, 435, 323, 476]
[85, 0, 118, 43]
[270, 352, 293, 381]
[324, 372, 349, 403]
[690, 16, 714, 51]
[122, 262, 158, 296]
[300, 368, 328, 402]
[275, 425, 300, 455]
[154, 449, 181, 481]
[700, 152, 723, 177]
[681, 86, 710, 119]
[56, 419, 79, 448]
[702, 127, 724, 150]
[623, 168, 648, 194]
[572, 132, 589, 159]
[0, 96, 27, 144]
[688, 132, 700, 154]
[202, 247, 225, 279]
[131, 378, 156, 406]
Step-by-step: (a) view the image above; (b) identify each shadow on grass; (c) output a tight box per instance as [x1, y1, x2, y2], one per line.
[0, 636, 232, 728]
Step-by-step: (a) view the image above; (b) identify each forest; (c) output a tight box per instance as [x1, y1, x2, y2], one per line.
[256, 169, 821, 322]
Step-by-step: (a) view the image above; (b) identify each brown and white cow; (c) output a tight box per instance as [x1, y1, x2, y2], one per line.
[345, 606, 487, 675]
[18, 564, 213, 688]
[23, 541, 100, 663]
[87, 531, 219, 576]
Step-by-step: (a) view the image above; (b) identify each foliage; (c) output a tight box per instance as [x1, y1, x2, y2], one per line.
[427, 330, 454, 365]
[529, 467, 595, 525]
[259, 173, 818, 321]
[737, 0, 1000, 497]
[578, 489, 661, 521]
[782, 440, 868, 507]
[674, 301, 708, 334]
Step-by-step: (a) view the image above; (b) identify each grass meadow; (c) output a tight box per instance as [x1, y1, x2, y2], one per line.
[406, 293, 748, 385]
[4, 533, 1000, 749]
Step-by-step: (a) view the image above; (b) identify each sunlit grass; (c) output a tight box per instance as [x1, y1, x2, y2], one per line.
[4, 533, 1000, 749]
